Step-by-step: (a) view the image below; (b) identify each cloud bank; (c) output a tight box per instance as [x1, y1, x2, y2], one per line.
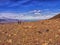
[0, 10, 59, 21]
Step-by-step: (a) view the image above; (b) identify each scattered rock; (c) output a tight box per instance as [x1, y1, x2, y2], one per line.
[55, 34, 60, 38]
[13, 33, 17, 36]
[0, 40, 1, 42]
[8, 34, 11, 37]
[7, 39, 12, 43]
[42, 42, 48, 45]
[5, 31, 8, 34]
[23, 25, 32, 29]
[37, 31, 42, 34]
[45, 29, 49, 32]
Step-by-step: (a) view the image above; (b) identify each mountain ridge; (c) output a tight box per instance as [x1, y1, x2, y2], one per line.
[50, 14, 60, 19]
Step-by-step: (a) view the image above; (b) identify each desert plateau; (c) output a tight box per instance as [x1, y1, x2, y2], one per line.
[0, 14, 60, 45]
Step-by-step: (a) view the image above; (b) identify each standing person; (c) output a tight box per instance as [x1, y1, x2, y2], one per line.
[18, 20, 21, 24]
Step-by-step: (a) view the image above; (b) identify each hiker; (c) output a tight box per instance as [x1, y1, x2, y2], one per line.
[18, 21, 21, 24]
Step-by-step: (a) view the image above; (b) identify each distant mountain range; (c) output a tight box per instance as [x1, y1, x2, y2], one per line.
[0, 19, 19, 23]
[0, 14, 59, 23]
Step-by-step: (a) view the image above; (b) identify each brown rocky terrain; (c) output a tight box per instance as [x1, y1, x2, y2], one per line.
[50, 14, 60, 19]
[0, 14, 60, 45]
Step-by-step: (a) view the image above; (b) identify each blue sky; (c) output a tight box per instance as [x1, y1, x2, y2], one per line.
[0, 0, 60, 20]
[0, 0, 60, 12]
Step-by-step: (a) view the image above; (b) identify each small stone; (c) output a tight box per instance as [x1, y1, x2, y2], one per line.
[28, 26, 32, 28]
[8, 34, 11, 37]
[5, 31, 7, 33]
[38, 31, 42, 34]
[42, 42, 48, 45]
[13, 34, 17, 36]
[42, 40, 49, 45]
[0, 40, 1, 42]
[36, 43, 40, 45]
[7, 39, 12, 43]
[49, 39, 52, 42]
[55, 34, 59, 38]
[46, 29, 49, 32]
[24, 26, 32, 29]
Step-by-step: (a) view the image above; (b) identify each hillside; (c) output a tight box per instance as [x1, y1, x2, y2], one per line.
[0, 15, 60, 45]
[50, 14, 60, 19]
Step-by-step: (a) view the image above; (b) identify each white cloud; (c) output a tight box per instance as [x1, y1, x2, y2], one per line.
[28, 10, 41, 14]
[0, 9, 59, 21]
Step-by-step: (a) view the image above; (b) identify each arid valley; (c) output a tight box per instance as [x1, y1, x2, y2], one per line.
[0, 14, 60, 45]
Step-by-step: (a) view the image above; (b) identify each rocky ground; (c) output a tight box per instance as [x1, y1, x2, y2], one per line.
[0, 15, 60, 45]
